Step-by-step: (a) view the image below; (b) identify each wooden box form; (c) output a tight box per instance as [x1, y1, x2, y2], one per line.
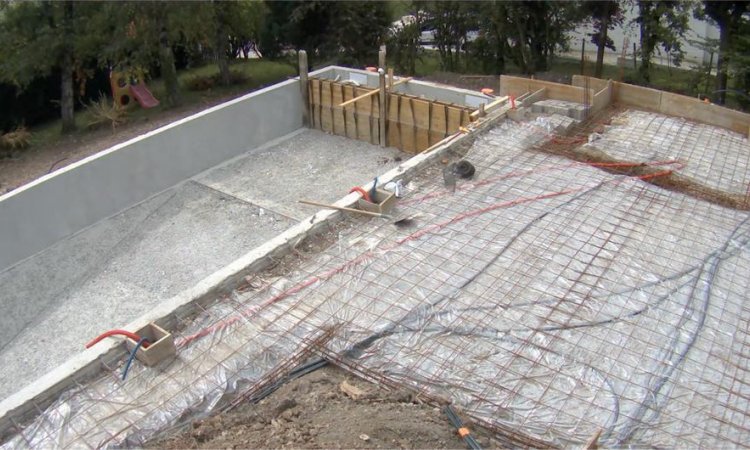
[357, 189, 396, 214]
[125, 322, 176, 367]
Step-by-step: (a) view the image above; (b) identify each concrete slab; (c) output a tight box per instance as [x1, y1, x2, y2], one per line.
[0, 128, 405, 402]
[198, 129, 405, 220]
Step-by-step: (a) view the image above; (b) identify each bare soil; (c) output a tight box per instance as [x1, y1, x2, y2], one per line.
[148, 365, 498, 449]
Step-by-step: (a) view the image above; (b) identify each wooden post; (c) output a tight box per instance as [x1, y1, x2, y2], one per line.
[379, 69, 386, 147]
[379, 46, 386, 70]
[299, 50, 309, 126]
[580, 38, 585, 75]
[478, 103, 486, 118]
[387, 68, 394, 91]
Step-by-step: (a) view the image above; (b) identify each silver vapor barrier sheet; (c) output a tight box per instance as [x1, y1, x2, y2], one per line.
[4, 115, 750, 448]
[588, 109, 750, 196]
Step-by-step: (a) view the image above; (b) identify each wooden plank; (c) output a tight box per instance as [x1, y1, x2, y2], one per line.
[343, 85, 357, 139]
[379, 71, 386, 146]
[320, 80, 334, 133]
[370, 93, 379, 145]
[430, 103, 447, 146]
[310, 79, 322, 130]
[460, 108, 470, 127]
[331, 82, 346, 136]
[387, 93, 401, 149]
[412, 99, 430, 151]
[399, 96, 416, 153]
[354, 86, 372, 143]
[447, 106, 462, 134]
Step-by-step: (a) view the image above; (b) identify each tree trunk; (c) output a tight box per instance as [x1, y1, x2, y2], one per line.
[595, 4, 610, 78]
[60, 51, 76, 133]
[714, 21, 730, 105]
[213, 0, 231, 86]
[637, 1, 652, 83]
[60, 0, 76, 133]
[157, 17, 181, 107]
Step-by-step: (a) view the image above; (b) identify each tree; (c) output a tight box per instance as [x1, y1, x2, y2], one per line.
[582, 1, 625, 78]
[635, 1, 689, 83]
[0, 1, 93, 132]
[386, 11, 423, 75]
[701, 1, 750, 104]
[423, 1, 476, 72]
[259, 1, 390, 68]
[89, 1, 189, 107]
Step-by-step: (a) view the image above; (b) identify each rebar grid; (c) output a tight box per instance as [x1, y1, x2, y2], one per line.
[4, 113, 750, 448]
[591, 110, 750, 196]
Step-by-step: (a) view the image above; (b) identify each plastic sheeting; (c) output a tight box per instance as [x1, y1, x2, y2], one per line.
[589, 110, 750, 196]
[4, 114, 750, 448]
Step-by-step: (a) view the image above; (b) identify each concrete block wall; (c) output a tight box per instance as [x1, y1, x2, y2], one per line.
[0, 68, 336, 272]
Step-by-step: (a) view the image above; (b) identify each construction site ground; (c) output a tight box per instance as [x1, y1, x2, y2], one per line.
[149, 365, 498, 449]
[3, 81, 750, 449]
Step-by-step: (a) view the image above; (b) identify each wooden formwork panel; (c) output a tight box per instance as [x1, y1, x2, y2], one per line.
[308, 78, 475, 153]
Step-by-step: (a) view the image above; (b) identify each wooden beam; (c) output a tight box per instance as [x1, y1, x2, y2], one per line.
[339, 77, 413, 108]
[299, 50, 309, 126]
[299, 200, 388, 218]
[469, 95, 509, 119]
[379, 70, 386, 147]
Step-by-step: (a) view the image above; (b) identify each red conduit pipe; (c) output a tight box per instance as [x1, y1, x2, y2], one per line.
[85, 329, 149, 349]
[349, 186, 371, 202]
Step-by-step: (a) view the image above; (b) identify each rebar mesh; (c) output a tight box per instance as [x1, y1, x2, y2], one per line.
[4, 113, 750, 448]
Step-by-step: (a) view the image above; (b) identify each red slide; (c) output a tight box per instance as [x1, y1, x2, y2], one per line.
[130, 83, 160, 109]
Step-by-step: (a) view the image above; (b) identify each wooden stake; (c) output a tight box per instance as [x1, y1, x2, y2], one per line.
[379, 70, 386, 147]
[379, 46, 386, 70]
[339, 77, 412, 108]
[299, 50, 309, 126]
[299, 200, 388, 218]
[387, 68, 394, 91]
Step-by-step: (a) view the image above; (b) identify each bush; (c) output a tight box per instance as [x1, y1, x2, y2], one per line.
[185, 70, 250, 91]
[0, 126, 31, 152]
[85, 95, 128, 131]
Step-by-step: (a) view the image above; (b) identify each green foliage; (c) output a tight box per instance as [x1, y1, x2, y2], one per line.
[260, 1, 391, 67]
[634, 1, 690, 83]
[184, 70, 249, 91]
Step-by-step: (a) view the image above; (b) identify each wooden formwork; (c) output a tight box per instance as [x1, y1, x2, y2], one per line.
[308, 78, 475, 153]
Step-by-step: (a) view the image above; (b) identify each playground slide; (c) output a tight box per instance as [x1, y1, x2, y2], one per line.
[130, 84, 160, 109]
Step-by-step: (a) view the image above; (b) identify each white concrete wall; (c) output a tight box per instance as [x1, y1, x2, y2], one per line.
[0, 69, 335, 272]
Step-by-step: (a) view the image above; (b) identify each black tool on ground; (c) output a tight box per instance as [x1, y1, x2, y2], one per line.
[444, 405, 482, 450]
[443, 159, 475, 193]
[453, 160, 476, 179]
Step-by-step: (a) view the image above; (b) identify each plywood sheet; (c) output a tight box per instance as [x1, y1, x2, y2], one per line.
[388, 94, 401, 150]
[354, 87, 372, 144]
[399, 97, 417, 153]
[320, 80, 333, 133]
[331, 83, 346, 137]
[343, 85, 357, 139]
[412, 98, 430, 151]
